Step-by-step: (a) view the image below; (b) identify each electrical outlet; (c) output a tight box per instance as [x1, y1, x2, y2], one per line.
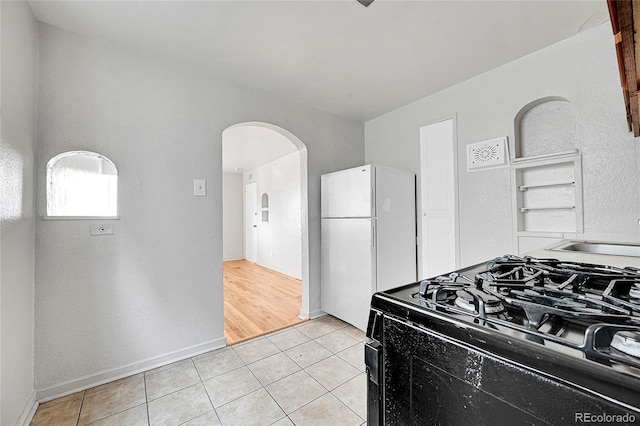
[90, 224, 113, 236]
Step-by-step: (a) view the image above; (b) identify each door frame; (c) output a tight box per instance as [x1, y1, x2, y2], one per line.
[223, 122, 311, 320]
[418, 115, 460, 279]
[244, 181, 258, 263]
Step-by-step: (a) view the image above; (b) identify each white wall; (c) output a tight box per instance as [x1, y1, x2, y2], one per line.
[35, 23, 364, 398]
[223, 172, 244, 261]
[365, 24, 640, 268]
[0, 1, 38, 424]
[246, 151, 302, 279]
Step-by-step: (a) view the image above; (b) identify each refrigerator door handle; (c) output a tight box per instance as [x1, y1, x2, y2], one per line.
[371, 220, 376, 249]
[371, 187, 374, 216]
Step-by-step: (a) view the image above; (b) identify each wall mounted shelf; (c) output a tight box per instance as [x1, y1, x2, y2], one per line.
[519, 206, 575, 212]
[511, 154, 583, 239]
[518, 181, 575, 191]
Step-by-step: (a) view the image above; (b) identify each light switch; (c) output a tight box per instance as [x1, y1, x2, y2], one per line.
[194, 179, 207, 196]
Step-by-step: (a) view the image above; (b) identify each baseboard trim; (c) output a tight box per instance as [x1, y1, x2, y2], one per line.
[307, 309, 326, 319]
[16, 390, 38, 426]
[36, 337, 226, 403]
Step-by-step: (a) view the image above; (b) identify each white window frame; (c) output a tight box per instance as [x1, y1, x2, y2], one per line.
[44, 150, 120, 220]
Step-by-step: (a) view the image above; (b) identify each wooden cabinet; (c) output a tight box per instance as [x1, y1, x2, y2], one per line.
[608, 0, 640, 136]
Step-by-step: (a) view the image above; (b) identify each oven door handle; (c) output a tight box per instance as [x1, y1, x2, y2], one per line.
[365, 341, 381, 385]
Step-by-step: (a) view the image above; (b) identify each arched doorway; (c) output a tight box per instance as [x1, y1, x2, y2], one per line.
[222, 122, 309, 344]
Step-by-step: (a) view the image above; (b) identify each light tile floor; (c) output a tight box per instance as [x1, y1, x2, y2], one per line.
[30, 316, 367, 426]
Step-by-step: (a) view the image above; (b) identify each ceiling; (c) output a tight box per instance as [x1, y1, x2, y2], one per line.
[29, 0, 610, 124]
[223, 126, 298, 173]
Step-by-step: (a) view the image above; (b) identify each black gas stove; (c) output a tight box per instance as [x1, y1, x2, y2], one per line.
[366, 255, 640, 425]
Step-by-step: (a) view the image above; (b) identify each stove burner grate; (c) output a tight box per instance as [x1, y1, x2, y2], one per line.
[611, 330, 640, 359]
[454, 288, 505, 314]
[410, 255, 640, 372]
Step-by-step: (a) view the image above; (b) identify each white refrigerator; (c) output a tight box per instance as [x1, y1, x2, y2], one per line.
[321, 164, 417, 330]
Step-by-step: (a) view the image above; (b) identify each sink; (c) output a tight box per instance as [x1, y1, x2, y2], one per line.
[550, 241, 640, 257]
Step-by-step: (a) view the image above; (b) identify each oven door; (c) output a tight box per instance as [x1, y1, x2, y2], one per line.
[379, 316, 637, 425]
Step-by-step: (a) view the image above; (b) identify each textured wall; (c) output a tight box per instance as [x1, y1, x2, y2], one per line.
[517, 99, 577, 158]
[246, 151, 302, 279]
[223, 172, 244, 261]
[0, 1, 38, 424]
[365, 24, 640, 268]
[35, 23, 364, 397]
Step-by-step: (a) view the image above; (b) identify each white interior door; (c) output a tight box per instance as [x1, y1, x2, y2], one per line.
[244, 181, 258, 263]
[420, 119, 457, 278]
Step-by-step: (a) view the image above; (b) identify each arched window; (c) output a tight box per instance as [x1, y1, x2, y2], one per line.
[261, 192, 269, 222]
[46, 151, 118, 217]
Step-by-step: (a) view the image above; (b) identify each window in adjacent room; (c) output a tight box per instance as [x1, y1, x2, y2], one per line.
[46, 151, 118, 217]
[261, 192, 269, 222]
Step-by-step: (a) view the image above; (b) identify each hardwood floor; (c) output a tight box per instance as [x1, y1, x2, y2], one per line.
[223, 259, 306, 345]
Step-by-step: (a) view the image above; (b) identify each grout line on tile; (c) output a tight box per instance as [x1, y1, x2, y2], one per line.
[330, 390, 366, 423]
[214, 387, 263, 411]
[146, 383, 199, 403]
[286, 391, 331, 419]
[83, 403, 149, 426]
[190, 356, 206, 385]
[268, 415, 293, 426]
[202, 364, 268, 410]
[262, 377, 293, 418]
[230, 335, 265, 348]
[305, 370, 330, 393]
[143, 372, 149, 402]
[266, 335, 312, 353]
[176, 410, 217, 426]
[143, 372, 151, 426]
[75, 391, 86, 426]
[230, 347, 242, 364]
[261, 391, 289, 425]
[199, 362, 218, 414]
